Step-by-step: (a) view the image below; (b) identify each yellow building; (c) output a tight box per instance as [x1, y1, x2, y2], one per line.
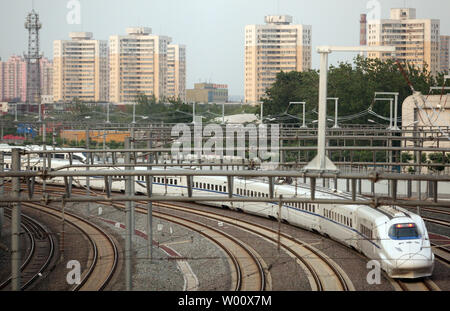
[367, 8, 441, 76]
[53, 32, 109, 102]
[109, 27, 172, 104]
[61, 129, 130, 143]
[244, 15, 312, 105]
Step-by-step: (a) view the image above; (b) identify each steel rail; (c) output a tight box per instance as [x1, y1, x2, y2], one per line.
[0, 209, 55, 291]
[21, 202, 118, 291]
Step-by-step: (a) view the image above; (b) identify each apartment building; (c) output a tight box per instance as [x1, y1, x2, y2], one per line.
[366, 8, 440, 76]
[440, 35, 450, 73]
[244, 15, 311, 105]
[0, 55, 27, 102]
[166, 44, 186, 101]
[53, 32, 109, 102]
[40, 57, 53, 96]
[109, 27, 172, 103]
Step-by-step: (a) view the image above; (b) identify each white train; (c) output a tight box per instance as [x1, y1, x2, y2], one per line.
[0, 146, 434, 279]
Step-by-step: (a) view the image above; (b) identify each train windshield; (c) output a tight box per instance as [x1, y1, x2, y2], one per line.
[388, 223, 419, 240]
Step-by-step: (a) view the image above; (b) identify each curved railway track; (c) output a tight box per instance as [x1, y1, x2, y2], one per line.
[20, 183, 353, 291]
[0, 209, 55, 291]
[145, 201, 354, 291]
[145, 208, 267, 291]
[19, 202, 119, 291]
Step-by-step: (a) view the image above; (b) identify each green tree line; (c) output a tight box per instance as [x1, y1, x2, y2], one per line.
[262, 56, 449, 125]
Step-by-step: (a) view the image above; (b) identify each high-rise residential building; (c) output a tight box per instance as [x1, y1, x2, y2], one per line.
[53, 32, 109, 103]
[109, 27, 172, 103]
[440, 35, 450, 73]
[244, 15, 312, 105]
[0, 55, 27, 102]
[40, 57, 53, 96]
[166, 44, 186, 101]
[366, 8, 440, 76]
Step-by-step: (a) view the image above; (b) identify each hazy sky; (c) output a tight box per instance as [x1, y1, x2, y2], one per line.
[1, 0, 450, 97]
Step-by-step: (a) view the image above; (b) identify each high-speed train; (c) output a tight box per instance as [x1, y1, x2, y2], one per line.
[0, 145, 434, 279]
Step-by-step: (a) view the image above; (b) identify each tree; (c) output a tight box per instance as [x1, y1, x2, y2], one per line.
[427, 152, 448, 173]
[262, 56, 438, 124]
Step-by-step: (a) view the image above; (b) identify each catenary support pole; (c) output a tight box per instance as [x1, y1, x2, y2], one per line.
[11, 148, 21, 291]
[86, 128, 90, 215]
[146, 131, 153, 260]
[124, 137, 133, 290]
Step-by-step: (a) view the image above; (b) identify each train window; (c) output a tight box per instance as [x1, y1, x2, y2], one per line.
[174, 179, 177, 185]
[223, 186, 226, 192]
[361, 225, 373, 239]
[312, 205, 315, 213]
[215, 185, 218, 191]
[388, 223, 419, 240]
[219, 185, 222, 192]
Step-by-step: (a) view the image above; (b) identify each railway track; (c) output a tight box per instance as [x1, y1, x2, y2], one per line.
[0, 208, 55, 291]
[15, 184, 266, 291]
[21, 183, 353, 291]
[19, 202, 119, 291]
[396, 278, 440, 291]
[140, 207, 267, 291]
[136, 200, 354, 291]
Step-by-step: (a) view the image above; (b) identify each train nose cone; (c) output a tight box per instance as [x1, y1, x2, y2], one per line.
[395, 253, 432, 270]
